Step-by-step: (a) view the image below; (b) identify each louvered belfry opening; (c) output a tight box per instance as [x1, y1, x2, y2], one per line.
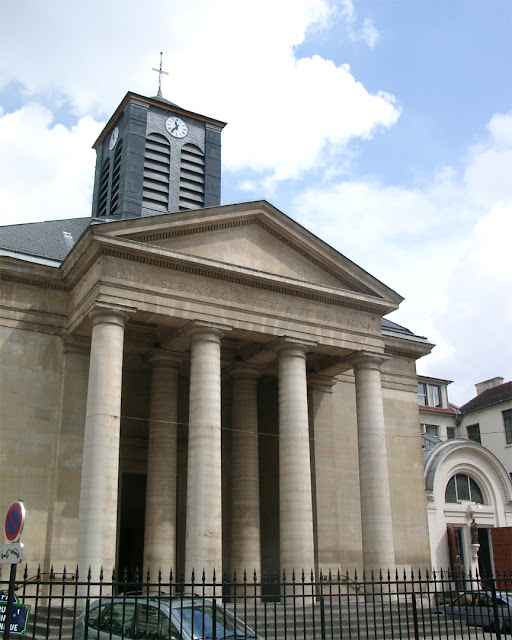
[143, 133, 171, 212]
[109, 139, 123, 216]
[179, 143, 205, 211]
[97, 157, 110, 216]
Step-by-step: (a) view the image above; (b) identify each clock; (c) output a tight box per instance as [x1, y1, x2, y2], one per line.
[109, 127, 119, 150]
[166, 116, 188, 138]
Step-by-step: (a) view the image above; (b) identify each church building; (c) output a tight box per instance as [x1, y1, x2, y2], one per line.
[0, 89, 434, 581]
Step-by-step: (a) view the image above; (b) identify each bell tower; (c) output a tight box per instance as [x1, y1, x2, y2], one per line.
[91, 90, 225, 220]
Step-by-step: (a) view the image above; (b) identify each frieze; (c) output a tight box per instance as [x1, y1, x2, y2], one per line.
[115, 268, 379, 334]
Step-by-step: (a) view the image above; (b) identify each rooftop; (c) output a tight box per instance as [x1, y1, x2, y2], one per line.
[459, 381, 512, 414]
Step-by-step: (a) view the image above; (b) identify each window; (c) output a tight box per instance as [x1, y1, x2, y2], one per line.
[428, 385, 441, 408]
[109, 138, 123, 216]
[143, 133, 170, 211]
[421, 424, 440, 438]
[97, 157, 110, 216]
[445, 474, 484, 504]
[138, 604, 178, 640]
[98, 602, 137, 639]
[179, 143, 205, 210]
[503, 409, 512, 445]
[417, 382, 442, 407]
[447, 426, 456, 439]
[467, 423, 481, 444]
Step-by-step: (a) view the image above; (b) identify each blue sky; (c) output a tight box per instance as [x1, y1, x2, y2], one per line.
[0, 0, 511, 405]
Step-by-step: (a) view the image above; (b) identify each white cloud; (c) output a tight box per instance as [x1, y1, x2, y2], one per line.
[0, 0, 397, 215]
[0, 104, 102, 225]
[337, 0, 379, 47]
[222, 54, 399, 184]
[464, 113, 512, 207]
[361, 19, 379, 48]
[290, 111, 512, 405]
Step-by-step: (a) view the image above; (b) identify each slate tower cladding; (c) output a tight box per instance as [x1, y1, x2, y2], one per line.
[91, 92, 226, 220]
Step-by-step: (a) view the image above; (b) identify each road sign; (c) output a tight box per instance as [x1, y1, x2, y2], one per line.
[4, 502, 25, 543]
[0, 543, 23, 564]
[0, 591, 31, 636]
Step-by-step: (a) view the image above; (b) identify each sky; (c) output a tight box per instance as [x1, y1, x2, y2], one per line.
[0, 0, 511, 406]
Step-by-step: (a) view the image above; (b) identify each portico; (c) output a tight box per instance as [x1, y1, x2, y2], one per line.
[66, 201, 430, 579]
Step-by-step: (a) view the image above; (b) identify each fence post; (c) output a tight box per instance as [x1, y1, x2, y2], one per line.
[411, 593, 420, 640]
[320, 594, 326, 640]
[489, 573, 502, 640]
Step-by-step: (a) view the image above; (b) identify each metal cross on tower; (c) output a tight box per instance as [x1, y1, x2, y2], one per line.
[152, 52, 169, 98]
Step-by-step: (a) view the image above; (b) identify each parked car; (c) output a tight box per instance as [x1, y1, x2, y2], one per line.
[73, 594, 260, 640]
[436, 590, 512, 632]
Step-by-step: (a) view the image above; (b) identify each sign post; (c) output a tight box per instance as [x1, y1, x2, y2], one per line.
[1, 501, 26, 640]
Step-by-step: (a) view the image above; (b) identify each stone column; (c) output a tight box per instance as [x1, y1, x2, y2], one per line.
[230, 364, 262, 581]
[348, 350, 395, 570]
[143, 349, 183, 579]
[185, 321, 229, 581]
[77, 303, 134, 580]
[308, 375, 340, 576]
[275, 338, 316, 576]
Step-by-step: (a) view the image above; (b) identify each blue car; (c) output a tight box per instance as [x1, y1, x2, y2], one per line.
[74, 594, 260, 640]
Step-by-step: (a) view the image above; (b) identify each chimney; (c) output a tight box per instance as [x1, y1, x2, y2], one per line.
[475, 377, 504, 395]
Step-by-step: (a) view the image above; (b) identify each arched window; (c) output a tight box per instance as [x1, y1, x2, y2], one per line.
[179, 143, 205, 210]
[143, 133, 170, 211]
[445, 474, 484, 504]
[109, 139, 123, 216]
[97, 157, 110, 216]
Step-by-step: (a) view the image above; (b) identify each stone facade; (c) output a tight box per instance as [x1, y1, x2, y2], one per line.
[0, 200, 433, 579]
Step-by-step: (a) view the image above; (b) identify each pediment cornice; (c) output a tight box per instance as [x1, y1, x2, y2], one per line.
[97, 238, 396, 316]
[127, 216, 371, 296]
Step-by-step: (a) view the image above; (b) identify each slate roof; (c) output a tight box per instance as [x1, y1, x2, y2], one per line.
[459, 381, 512, 415]
[381, 317, 423, 337]
[0, 217, 93, 261]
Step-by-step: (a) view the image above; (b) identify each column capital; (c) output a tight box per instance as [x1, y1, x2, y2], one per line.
[147, 348, 185, 370]
[87, 301, 136, 328]
[224, 362, 265, 380]
[62, 334, 91, 355]
[345, 350, 390, 371]
[308, 373, 338, 394]
[270, 336, 317, 358]
[181, 320, 232, 343]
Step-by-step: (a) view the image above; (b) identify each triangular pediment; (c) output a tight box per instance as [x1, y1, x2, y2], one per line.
[91, 201, 403, 311]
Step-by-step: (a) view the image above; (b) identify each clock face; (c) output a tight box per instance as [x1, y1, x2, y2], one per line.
[166, 116, 188, 138]
[109, 127, 119, 151]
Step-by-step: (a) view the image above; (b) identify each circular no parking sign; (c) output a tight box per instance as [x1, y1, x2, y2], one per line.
[5, 501, 25, 543]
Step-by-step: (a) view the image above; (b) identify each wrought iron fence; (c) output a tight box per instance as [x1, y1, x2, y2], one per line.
[1, 566, 512, 639]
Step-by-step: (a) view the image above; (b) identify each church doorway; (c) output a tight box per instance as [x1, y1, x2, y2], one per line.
[477, 528, 493, 580]
[118, 472, 147, 580]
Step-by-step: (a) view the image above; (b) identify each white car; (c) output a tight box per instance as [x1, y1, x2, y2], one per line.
[74, 594, 260, 640]
[437, 590, 512, 632]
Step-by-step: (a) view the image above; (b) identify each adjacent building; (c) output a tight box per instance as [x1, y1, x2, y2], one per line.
[419, 376, 512, 578]
[459, 377, 512, 475]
